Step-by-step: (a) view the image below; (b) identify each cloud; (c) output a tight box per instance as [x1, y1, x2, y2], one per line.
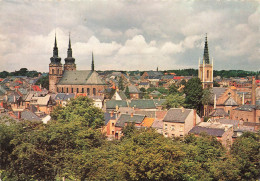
[0, 0, 259, 72]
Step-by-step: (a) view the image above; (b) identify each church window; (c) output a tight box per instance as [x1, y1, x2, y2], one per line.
[77, 88, 79, 93]
[82, 88, 84, 93]
[52, 69, 54, 75]
[71, 88, 74, 93]
[62, 87, 64, 93]
[207, 70, 209, 79]
[57, 69, 59, 75]
[93, 88, 96, 96]
[57, 87, 59, 92]
[67, 88, 69, 93]
[87, 88, 90, 95]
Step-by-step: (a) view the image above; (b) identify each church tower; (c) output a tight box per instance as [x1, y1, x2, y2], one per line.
[198, 35, 213, 88]
[49, 34, 63, 93]
[91, 51, 94, 71]
[64, 34, 76, 71]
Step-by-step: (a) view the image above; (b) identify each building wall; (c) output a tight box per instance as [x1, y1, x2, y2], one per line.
[56, 84, 106, 96]
[49, 64, 63, 93]
[199, 64, 213, 88]
[163, 110, 200, 138]
[64, 64, 76, 71]
[231, 109, 260, 123]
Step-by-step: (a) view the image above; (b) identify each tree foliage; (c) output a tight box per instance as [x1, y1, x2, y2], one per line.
[35, 75, 49, 89]
[125, 86, 130, 99]
[163, 94, 185, 109]
[184, 78, 203, 113]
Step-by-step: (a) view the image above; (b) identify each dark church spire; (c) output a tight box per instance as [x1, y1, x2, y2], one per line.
[203, 34, 210, 64]
[53, 33, 58, 57]
[50, 33, 61, 64]
[64, 33, 75, 66]
[91, 52, 94, 71]
[67, 33, 72, 58]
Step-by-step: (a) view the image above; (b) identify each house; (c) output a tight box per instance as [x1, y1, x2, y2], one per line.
[189, 122, 233, 148]
[105, 100, 128, 111]
[163, 108, 201, 138]
[54, 93, 75, 107]
[138, 82, 150, 89]
[128, 85, 141, 99]
[102, 112, 117, 140]
[30, 94, 55, 114]
[115, 113, 146, 139]
[209, 108, 229, 120]
[111, 90, 127, 100]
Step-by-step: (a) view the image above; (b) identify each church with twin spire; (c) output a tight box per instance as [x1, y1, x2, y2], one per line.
[49, 34, 106, 95]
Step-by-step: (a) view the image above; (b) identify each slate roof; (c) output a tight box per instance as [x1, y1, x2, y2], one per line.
[115, 114, 145, 127]
[31, 95, 51, 105]
[58, 70, 106, 85]
[106, 100, 128, 109]
[152, 119, 163, 129]
[128, 85, 141, 93]
[55, 93, 75, 101]
[14, 110, 41, 122]
[153, 99, 166, 106]
[139, 82, 149, 85]
[189, 126, 225, 137]
[224, 97, 238, 106]
[135, 110, 156, 118]
[235, 104, 260, 111]
[211, 87, 227, 100]
[209, 108, 229, 117]
[163, 108, 192, 123]
[217, 119, 239, 127]
[129, 100, 156, 109]
[104, 112, 117, 125]
[144, 71, 163, 77]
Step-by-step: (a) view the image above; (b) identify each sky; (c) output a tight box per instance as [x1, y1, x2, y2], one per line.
[0, 0, 259, 72]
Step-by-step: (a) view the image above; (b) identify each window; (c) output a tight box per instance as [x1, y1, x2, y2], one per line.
[207, 70, 209, 78]
[57, 69, 59, 75]
[228, 110, 230, 115]
[164, 124, 168, 130]
[87, 88, 90, 95]
[172, 134, 175, 137]
[93, 88, 96, 96]
[164, 132, 168, 137]
[112, 123, 115, 126]
[112, 131, 114, 135]
[57, 87, 59, 92]
[71, 88, 74, 93]
[171, 125, 175, 131]
[82, 88, 84, 93]
[77, 88, 79, 93]
[67, 88, 69, 93]
[180, 134, 183, 137]
[52, 69, 54, 74]
[180, 126, 184, 132]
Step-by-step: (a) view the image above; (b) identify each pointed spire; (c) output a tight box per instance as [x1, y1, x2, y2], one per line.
[68, 32, 71, 49]
[54, 32, 57, 48]
[203, 33, 210, 64]
[91, 51, 94, 71]
[67, 32, 72, 58]
[53, 33, 58, 57]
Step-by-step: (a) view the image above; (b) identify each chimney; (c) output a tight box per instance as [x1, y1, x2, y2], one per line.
[116, 104, 119, 111]
[36, 105, 39, 112]
[251, 76, 256, 106]
[181, 107, 185, 113]
[18, 111, 21, 119]
[131, 113, 133, 117]
[193, 109, 197, 127]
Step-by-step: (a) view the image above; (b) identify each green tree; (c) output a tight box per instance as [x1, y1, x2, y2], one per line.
[35, 75, 49, 89]
[230, 132, 260, 180]
[163, 94, 185, 109]
[140, 87, 146, 92]
[125, 86, 130, 99]
[169, 84, 178, 95]
[118, 76, 124, 91]
[184, 78, 203, 113]
[201, 88, 213, 117]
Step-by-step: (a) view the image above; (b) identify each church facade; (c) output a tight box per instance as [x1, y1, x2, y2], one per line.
[198, 35, 213, 88]
[49, 35, 106, 96]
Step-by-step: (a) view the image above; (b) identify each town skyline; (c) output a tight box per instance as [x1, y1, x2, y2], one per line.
[0, 0, 259, 72]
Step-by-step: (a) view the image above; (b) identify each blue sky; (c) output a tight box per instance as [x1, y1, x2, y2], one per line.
[0, 0, 259, 72]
